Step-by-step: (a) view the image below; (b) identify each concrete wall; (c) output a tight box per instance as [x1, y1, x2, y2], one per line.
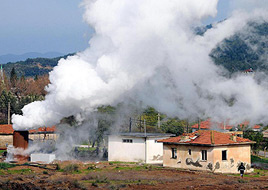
[29, 133, 58, 142]
[163, 144, 252, 173]
[0, 133, 58, 148]
[108, 135, 167, 163]
[108, 135, 146, 162]
[0, 135, 13, 147]
[146, 137, 165, 164]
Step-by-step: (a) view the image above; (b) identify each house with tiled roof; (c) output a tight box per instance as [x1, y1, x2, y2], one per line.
[191, 119, 233, 132]
[0, 124, 58, 148]
[192, 119, 262, 133]
[159, 130, 255, 173]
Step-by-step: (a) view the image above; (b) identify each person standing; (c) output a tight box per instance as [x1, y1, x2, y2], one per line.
[238, 162, 245, 178]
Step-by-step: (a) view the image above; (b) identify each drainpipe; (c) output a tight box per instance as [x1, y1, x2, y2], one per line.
[145, 136, 147, 163]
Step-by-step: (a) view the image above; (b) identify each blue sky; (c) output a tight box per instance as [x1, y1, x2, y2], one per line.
[0, 0, 231, 56]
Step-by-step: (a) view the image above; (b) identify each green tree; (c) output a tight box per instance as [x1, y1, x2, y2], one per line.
[10, 67, 18, 87]
[243, 130, 264, 150]
[161, 118, 186, 136]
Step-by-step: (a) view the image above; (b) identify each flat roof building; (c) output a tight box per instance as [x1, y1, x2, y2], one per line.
[108, 133, 174, 164]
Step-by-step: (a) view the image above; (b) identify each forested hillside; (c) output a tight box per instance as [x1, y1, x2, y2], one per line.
[210, 22, 268, 72]
[2, 53, 74, 78]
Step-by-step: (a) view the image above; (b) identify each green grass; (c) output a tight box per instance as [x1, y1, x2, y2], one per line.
[0, 150, 6, 154]
[251, 155, 268, 164]
[0, 162, 15, 169]
[77, 147, 96, 152]
[7, 169, 32, 174]
[108, 161, 136, 165]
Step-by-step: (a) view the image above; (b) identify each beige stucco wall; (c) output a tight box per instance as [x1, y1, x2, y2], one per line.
[163, 144, 214, 171]
[163, 144, 252, 173]
[212, 145, 251, 173]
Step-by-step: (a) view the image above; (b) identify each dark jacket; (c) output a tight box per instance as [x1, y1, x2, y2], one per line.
[238, 164, 245, 172]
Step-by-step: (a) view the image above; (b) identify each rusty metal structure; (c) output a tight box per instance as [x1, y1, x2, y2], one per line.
[13, 131, 29, 162]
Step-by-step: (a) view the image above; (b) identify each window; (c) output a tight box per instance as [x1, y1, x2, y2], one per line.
[222, 150, 227, 161]
[122, 139, 133, 143]
[188, 149, 191, 155]
[171, 148, 177, 159]
[201, 150, 207, 161]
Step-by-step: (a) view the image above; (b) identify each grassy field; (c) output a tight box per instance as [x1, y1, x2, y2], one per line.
[0, 158, 267, 189]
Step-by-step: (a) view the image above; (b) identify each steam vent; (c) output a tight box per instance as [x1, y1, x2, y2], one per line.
[13, 131, 29, 161]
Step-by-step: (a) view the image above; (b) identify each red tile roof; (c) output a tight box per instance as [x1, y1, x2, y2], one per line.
[159, 130, 254, 146]
[192, 119, 261, 131]
[0, 125, 56, 134]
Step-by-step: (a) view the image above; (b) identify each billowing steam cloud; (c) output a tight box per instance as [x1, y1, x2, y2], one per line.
[12, 0, 268, 130]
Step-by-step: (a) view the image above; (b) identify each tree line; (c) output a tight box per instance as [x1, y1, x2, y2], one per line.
[0, 67, 49, 124]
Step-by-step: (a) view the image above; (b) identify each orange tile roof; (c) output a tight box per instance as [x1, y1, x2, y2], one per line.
[253, 125, 261, 129]
[192, 119, 260, 131]
[159, 130, 254, 146]
[0, 124, 14, 134]
[0, 125, 56, 134]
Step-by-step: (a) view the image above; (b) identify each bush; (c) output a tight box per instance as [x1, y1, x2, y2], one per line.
[55, 163, 61, 170]
[43, 171, 48, 174]
[63, 164, 79, 173]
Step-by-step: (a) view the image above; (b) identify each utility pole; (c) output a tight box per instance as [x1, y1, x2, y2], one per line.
[198, 118, 200, 131]
[7, 102, 10, 125]
[144, 119, 146, 136]
[186, 119, 189, 133]
[129, 117, 132, 132]
[157, 113, 160, 128]
[140, 115, 142, 132]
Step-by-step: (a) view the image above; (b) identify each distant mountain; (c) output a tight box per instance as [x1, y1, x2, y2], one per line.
[0, 52, 64, 64]
[2, 21, 267, 79]
[2, 53, 74, 78]
[210, 21, 268, 73]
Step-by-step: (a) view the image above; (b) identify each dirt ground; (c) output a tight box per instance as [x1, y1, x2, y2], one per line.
[0, 161, 268, 190]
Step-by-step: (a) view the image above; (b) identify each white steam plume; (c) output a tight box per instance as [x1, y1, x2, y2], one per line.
[12, 0, 268, 130]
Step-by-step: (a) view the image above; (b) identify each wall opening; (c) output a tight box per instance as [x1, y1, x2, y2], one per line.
[171, 148, 177, 159]
[201, 150, 207, 161]
[122, 139, 133, 143]
[222, 150, 227, 161]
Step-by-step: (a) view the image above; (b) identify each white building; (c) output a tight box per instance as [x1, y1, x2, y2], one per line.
[108, 133, 174, 164]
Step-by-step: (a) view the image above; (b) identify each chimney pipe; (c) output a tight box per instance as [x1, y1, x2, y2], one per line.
[13, 130, 29, 162]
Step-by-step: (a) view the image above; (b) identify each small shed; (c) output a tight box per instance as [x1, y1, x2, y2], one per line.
[108, 133, 174, 164]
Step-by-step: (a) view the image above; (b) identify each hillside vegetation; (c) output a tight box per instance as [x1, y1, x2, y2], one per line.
[2, 53, 74, 78]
